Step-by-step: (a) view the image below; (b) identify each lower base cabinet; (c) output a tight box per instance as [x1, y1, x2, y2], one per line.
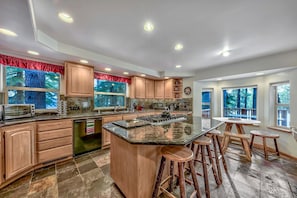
[102, 115, 123, 148]
[0, 131, 3, 185]
[3, 123, 35, 180]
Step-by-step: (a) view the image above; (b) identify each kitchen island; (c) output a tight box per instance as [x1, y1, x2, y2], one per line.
[103, 116, 223, 198]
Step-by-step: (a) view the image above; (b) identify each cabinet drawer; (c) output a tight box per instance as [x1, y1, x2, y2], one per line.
[37, 136, 72, 151]
[37, 128, 72, 141]
[38, 145, 72, 163]
[37, 119, 72, 132]
[102, 115, 122, 123]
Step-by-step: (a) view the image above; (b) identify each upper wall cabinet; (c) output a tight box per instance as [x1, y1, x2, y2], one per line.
[130, 77, 146, 98]
[154, 80, 165, 99]
[164, 79, 174, 98]
[145, 79, 155, 99]
[64, 62, 94, 97]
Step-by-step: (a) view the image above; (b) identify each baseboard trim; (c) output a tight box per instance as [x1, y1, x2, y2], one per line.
[252, 143, 297, 161]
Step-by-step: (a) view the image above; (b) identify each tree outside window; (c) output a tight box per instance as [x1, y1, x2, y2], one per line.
[223, 87, 257, 120]
[273, 83, 290, 128]
[5, 66, 60, 110]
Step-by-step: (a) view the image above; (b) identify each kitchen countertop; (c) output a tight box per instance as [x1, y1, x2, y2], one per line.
[103, 116, 224, 145]
[0, 110, 190, 127]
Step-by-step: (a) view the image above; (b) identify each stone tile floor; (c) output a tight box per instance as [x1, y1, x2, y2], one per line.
[0, 147, 296, 198]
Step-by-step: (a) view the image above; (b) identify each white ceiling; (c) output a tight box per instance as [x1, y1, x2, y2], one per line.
[1, 0, 297, 79]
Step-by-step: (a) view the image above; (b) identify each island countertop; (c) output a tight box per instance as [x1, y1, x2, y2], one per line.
[103, 116, 224, 145]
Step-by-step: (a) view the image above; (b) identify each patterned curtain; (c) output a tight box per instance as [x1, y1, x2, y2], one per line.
[94, 72, 131, 84]
[0, 54, 64, 74]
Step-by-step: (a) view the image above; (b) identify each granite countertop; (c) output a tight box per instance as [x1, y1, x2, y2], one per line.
[103, 116, 224, 145]
[0, 110, 191, 127]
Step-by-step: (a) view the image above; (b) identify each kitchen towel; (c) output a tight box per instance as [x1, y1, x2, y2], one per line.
[86, 119, 95, 135]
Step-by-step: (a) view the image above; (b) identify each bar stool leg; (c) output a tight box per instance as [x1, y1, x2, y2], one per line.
[211, 135, 222, 183]
[178, 162, 186, 198]
[274, 138, 280, 156]
[263, 137, 268, 159]
[152, 156, 166, 198]
[201, 145, 210, 198]
[168, 161, 174, 192]
[189, 160, 201, 198]
[216, 135, 228, 172]
[206, 145, 221, 185]
[250, 134, 255, 149]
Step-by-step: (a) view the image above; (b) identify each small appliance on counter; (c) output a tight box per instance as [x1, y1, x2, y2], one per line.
[1, 104, 35, 120]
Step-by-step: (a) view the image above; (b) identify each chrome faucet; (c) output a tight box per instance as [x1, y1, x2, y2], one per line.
[114, 104, 120, 112]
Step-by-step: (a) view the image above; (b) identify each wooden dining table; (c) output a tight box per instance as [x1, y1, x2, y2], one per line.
[212, 117, 261, 134]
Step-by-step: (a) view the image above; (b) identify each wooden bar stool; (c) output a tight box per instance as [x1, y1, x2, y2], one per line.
[152, 146, 201, 198]
[250, 130, 280, 160]
[222, 132, 251, 161]
[192, 136, 221, 198]
[206, 130, 228, 183]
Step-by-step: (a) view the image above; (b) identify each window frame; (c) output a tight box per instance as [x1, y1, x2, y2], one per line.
[222, 85, 257, 120]
[93, 79, 127, 110]
[3, 65, 60, 112]
[202, 89, 213, 119]
[271, 82, 290, 129]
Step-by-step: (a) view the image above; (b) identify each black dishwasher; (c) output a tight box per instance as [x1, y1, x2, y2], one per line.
[73, 117, 102, 156]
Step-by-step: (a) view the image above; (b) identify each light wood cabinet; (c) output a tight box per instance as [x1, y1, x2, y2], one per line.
[36, 119, 73, 164]
[154, 80, 165, 99]
[164, 79, 174, 98]
[130, 77, 146, 98]
[145, 79, 155, 98]
[0, 131, 3, 185]
[102, 115, 123, 148]
[64, 62, 94, 97]
[3, 123, 35, 180]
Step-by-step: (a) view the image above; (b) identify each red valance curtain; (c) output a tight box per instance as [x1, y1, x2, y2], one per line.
[0, 54, 64, 75]
[94, 72, 131, 84]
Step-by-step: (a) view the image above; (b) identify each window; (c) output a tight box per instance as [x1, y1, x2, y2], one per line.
[202, 90, 212, 119]
[223, 87, 257, 120]
[5, 66, 60, 110]
[272, 83, 290, 128]
[94, 79, 126, 109]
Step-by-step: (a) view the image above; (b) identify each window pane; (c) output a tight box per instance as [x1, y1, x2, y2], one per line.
[8, 90, 58, 109]
[202, 92, 211, 103]
[94, 80, 126, 93]
[276, 106, 290, 127]
[277, 84, 290, 104]
[6, 66, 59, 89]
[223, 87, 257, 119]
[94, 94, 125, 108]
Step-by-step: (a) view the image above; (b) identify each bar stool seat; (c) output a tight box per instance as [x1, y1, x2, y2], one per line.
[250, 130, 280, 160]
[192, 136, 221, 198]
[152, 146, 201, 198]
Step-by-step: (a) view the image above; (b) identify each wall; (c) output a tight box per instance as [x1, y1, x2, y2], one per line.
[191, 68, 297, 158]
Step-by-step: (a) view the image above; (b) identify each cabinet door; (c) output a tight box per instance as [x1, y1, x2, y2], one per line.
[0, 131, 3, 184]
[4, 123, 34, 180]
[135, 77, 146, 98]
[102, 115, 122, 148]
[145, 79, 155, 98]
[65, 62, 94, 97]
[154, 80, 165, 99]
[164, 79, 174, 98]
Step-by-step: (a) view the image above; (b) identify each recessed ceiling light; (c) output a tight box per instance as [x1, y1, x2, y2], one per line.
[176, 65, 182, 68]
[27, 50, 39, 55]
[164, 77, 169, 79]
[80, 59, 88, 64]
[58, 12, 74, 23]
[105, 68, 111, 72]
[217, 78, 222, 81]
[0, 28, 17, 37]
[143, 21, 154, 32]
[123, 72, 129, 75]
[140, 74, 146, 77]
[222, 51, 230, 57]
[174, 43, 183, 51]
[256, 72, 264, 76]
